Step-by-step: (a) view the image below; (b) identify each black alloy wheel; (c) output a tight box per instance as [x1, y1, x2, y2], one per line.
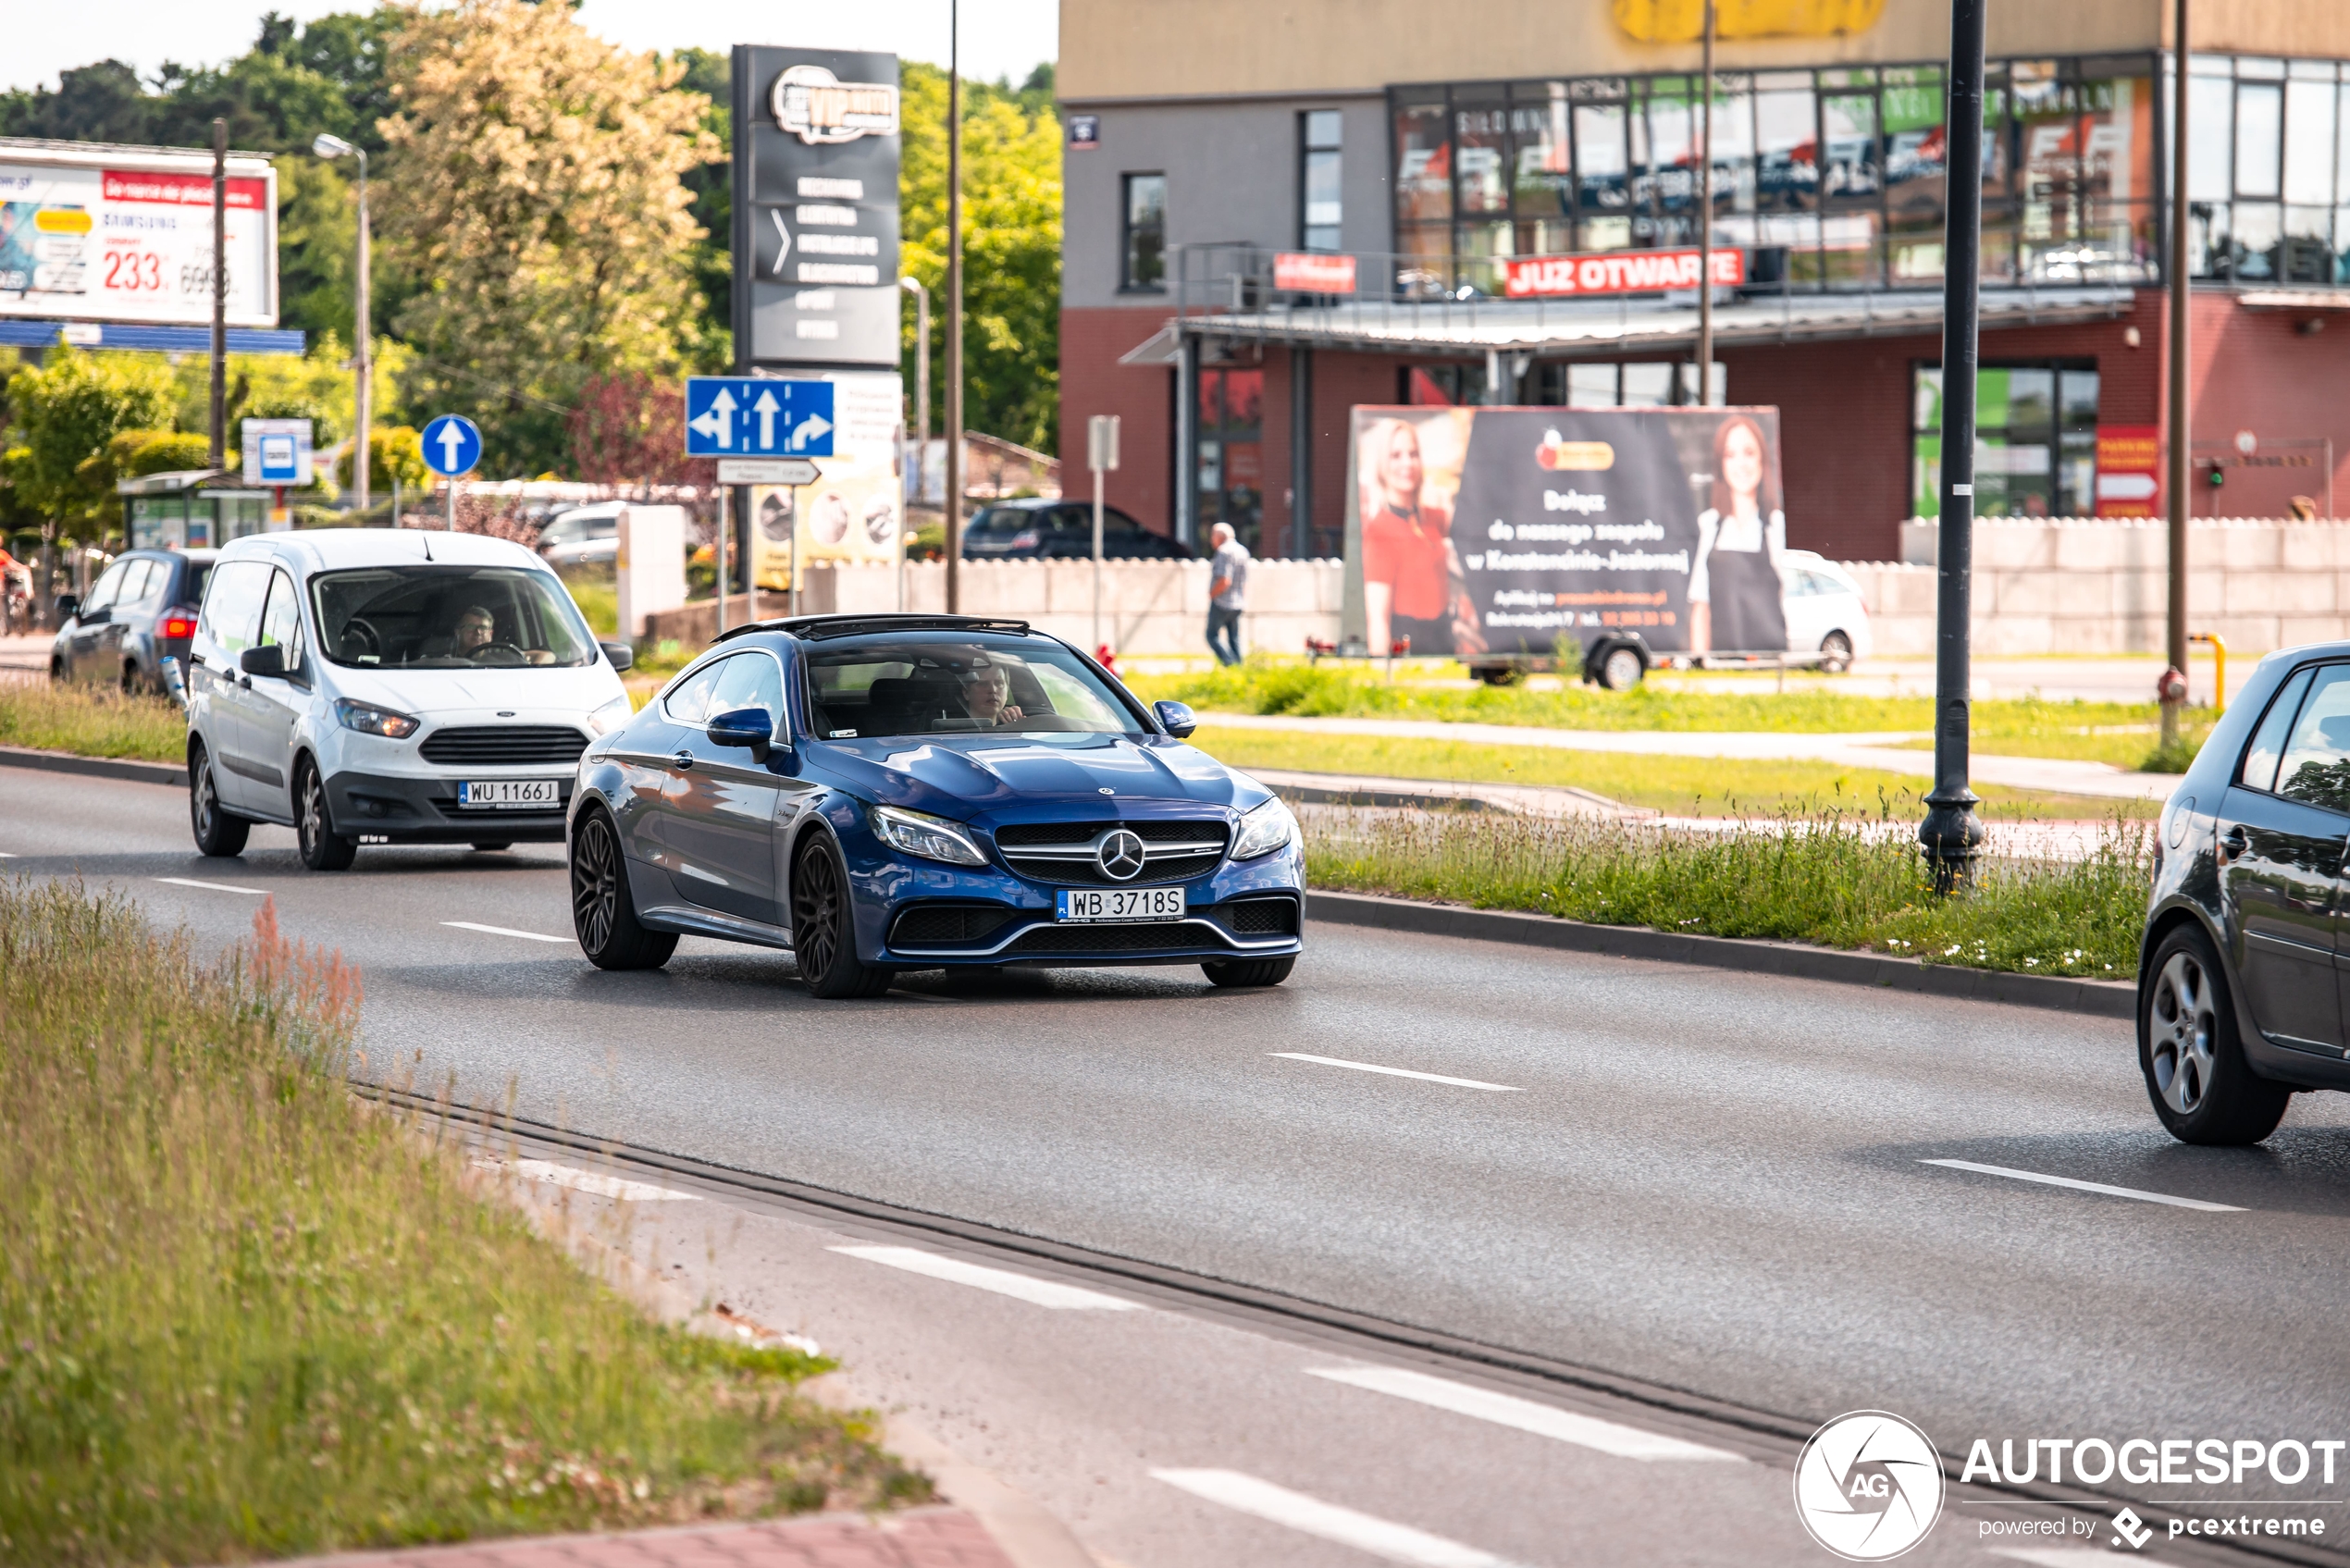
[2140, 923, 2289, 1145]
[570, 809, 676, 969]
[296, 759, 358, 871]
[791, 834, 894, 998]
[1203, 956, 1297, 988]
[188, 741, 250, 858]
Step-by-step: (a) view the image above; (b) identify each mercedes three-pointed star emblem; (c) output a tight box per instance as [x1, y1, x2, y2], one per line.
[1096, 829, 1146, 882]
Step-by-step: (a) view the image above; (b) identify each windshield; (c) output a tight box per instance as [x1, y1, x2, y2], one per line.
[308, 565, 597, 669]
[804, 632, 1143, 738]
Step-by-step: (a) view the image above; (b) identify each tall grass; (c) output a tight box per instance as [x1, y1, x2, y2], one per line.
[1303, 807, 2150, 978]
[0, 681, 185, 764]
[0, 883, 924, 1565]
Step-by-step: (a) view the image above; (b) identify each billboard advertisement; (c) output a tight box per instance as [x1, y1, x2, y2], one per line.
[0, 147, 278, 327]
[750, 371, 904, 589]
[1348, 405, 1788, 658]
[732, 45, 901, 369]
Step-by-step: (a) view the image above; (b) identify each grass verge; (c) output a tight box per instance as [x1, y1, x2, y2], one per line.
[1302, 808, 2149, 978]
[1189, 724, 2160, 821]
[0, 882, 926, 1565]
[0, 680, 184, 764]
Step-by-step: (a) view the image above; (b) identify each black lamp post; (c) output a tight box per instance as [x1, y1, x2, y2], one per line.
[1919, 0, 1989, 892]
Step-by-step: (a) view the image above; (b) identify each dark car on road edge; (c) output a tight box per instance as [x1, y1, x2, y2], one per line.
[51, 549, 216, 693]
[959, 499, 1194, 561]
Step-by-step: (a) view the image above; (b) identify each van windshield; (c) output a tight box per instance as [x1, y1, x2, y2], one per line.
[309, 565, 597, 669]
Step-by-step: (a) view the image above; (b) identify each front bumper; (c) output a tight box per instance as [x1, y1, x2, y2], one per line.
[326, 769, 573, 844]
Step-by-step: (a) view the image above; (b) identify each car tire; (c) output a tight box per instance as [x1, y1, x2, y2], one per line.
[188, 741, 251, 858]
[2141, 923, 2290, 1146]
[791, 833, 895, 999]
[570, 809, 677, 970]
[295, 758, 359, 871]
[121, 660, 142, 695]
[1819, 631, 1855, 674]
[470, 841, 513, 852]
[1203, 956, 1297, 988]
[1597, 646, 1645, 691]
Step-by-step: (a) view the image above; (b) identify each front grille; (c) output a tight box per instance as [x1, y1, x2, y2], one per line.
[1000, 921, 1225, 956]
[996, 819, 1230, 887]
[891, 903, 1018, 948]
[1222, 897, 1300, 937]
[419, 725, 588, 767]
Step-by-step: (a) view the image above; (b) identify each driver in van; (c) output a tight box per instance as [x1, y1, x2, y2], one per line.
[959, 661, 1024, 725]
[451, 601, 556, 664]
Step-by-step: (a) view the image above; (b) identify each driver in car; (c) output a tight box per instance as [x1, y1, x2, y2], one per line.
[960, 661, 1024, 725]
[453, 603, 555, 665]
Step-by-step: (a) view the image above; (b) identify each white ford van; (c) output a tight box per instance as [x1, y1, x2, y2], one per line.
[185, 529, 635, 870]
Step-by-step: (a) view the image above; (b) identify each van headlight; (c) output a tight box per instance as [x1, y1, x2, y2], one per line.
[1231, 796, 1298, 859]
[869, 805, 988, 867]
[334, 698, 419, 739]
[586, 696, 634, 736]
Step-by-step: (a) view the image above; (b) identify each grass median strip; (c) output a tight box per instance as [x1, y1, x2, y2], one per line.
[0, 879, 928, 1564]
[1300, 807, 2149, 978]
[0, 681, 186, 764]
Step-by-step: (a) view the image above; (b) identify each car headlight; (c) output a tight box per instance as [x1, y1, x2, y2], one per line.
[870, 804, 988, 867]
[586, 696, 634, 736]
[1231, 796, 1298, 859]
[334, 698, 419, 739]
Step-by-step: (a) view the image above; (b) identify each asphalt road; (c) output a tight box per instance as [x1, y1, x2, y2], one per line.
[14, 762, 2350, 1562]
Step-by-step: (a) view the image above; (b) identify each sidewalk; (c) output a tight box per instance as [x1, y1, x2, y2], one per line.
[1196, 711, 2176, 802]
[254, 1511, 1020, 1568]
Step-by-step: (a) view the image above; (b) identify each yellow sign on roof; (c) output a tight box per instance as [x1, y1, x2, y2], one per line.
[1614, 0, 1886, 42]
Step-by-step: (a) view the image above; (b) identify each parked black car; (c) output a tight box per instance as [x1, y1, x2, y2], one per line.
[49, 549, 217, 693]
[960, 499, 1194, 561]
[2144, 642, 2350, 1143]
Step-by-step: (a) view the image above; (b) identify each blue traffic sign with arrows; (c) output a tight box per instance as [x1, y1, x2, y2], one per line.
[420, 414, 483, 478]
[685, 377, 835, 458]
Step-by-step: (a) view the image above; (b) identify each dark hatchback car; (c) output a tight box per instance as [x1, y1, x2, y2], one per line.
[2144, 644, 2350, 1143]
[567, 614, 1303, 997]
[960, 499, 1194, 561]
[50, 549, 216, 692]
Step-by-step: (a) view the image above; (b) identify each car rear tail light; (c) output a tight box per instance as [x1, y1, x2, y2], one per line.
[161, 613, 198, 639]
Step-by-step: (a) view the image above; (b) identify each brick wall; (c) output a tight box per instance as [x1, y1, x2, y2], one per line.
[1058, 305, 1179, 535]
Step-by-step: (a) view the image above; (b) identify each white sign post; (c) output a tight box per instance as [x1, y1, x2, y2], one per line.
[1087, 415, 1121, 656]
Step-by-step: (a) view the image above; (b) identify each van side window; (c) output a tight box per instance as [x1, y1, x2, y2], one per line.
[199, 560, 274, 656]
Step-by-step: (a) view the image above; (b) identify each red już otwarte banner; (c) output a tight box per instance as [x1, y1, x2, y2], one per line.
[103, 170, 269, 209]
[1273, 252, 1358, 293]
[1503, 247, 1745, 300]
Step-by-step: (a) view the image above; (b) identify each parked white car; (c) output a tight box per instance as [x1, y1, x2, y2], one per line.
[185, 529, 634, 870]
[537, 501, 623, 568]
[1779, 549, 1874, 672]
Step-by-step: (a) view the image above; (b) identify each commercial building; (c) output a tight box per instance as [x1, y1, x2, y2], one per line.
[1058, 0, 2350, 564]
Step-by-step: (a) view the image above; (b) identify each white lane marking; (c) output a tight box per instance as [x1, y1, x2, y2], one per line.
[1151, 1470, 1517, 1567]
[1306, 1365, 1743, 1461]
[479, 1158, 701, 1202]
[444, 920, 572, 945]
[1919, 1158, 2244, 1212]
[1270, 1052, 1522, 1093]
[154, 875, 268, 895]
[828, 1245, 1143, 1311]
[0, 851, 17, 858]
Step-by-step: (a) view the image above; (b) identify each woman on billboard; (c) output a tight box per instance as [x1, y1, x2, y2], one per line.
[1363, 418, 1484, 656]
[1688, 414, 1788, 655]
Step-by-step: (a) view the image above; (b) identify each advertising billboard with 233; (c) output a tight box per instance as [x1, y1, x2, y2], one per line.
[1352, 406, 1789, 658]
[0, 151, 278, 327]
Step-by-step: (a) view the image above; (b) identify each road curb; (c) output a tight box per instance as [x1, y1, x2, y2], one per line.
[1305, 889, 2136, 1019]
[0, 744, 183, 788]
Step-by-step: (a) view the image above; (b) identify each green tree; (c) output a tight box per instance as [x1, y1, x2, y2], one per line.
[378, 0, 718, 475]
[898, 61, 1062, 454]
[7, 351, 180, 529]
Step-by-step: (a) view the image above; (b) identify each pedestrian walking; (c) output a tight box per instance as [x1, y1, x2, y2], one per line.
[1206, 522, 1249, 666]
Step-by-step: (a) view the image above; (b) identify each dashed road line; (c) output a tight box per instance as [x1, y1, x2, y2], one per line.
[153, 875, 268, 895]
[829, 1245, 1144, 1310]
[444, 920, 573, 944]
[1152, 1469, 1517, 1566]
[1919, 1158, 2244, 1212]
[1306, 1365, 1743, 1461]
[1270, 1052, 1522, 1092]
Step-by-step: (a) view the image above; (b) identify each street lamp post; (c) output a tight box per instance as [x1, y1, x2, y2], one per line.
[1697, 0, 1715, 405]
[2164, 0, 2193, 748]
[1919, 0, 1990, 892]
[900, 275, 930, 613]
[312, 133, 370, 512]
[944, 0, 964, 614]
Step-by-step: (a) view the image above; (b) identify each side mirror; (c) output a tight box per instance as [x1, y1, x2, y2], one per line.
[240, 644, 287, 679]
[1154, 699, 1198, 739]
[53, 593, 79, 623]
[706, 705, 773, 759]
[600, 641, 634, 673]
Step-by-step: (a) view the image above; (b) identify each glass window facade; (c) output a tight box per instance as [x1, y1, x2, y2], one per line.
[1390, 56, 2160, 293]
[2181, 56, 2350, 282]
[1301, 110, 1343, 251]
[1122, 173, 1167, 290]
[1195, 366, 1265, 551]
[1911, 363, 2101, 519]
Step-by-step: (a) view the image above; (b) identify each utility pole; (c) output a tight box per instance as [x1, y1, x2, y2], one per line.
[312, 133, 370, 510]
[2164, 0, 2193, 747]
[208, 119, 228, 468]
[1919, 0, 1989, 892]
[1696, 0, 1716, 405]
[944, 0, 964, 614]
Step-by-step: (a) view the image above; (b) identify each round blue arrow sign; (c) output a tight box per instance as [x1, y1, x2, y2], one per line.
[420, 414, 484, 478]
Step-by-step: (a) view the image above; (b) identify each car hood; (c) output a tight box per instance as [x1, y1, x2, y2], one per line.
[325, 662, 625, 717]
[816, 732, 1268, 820]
